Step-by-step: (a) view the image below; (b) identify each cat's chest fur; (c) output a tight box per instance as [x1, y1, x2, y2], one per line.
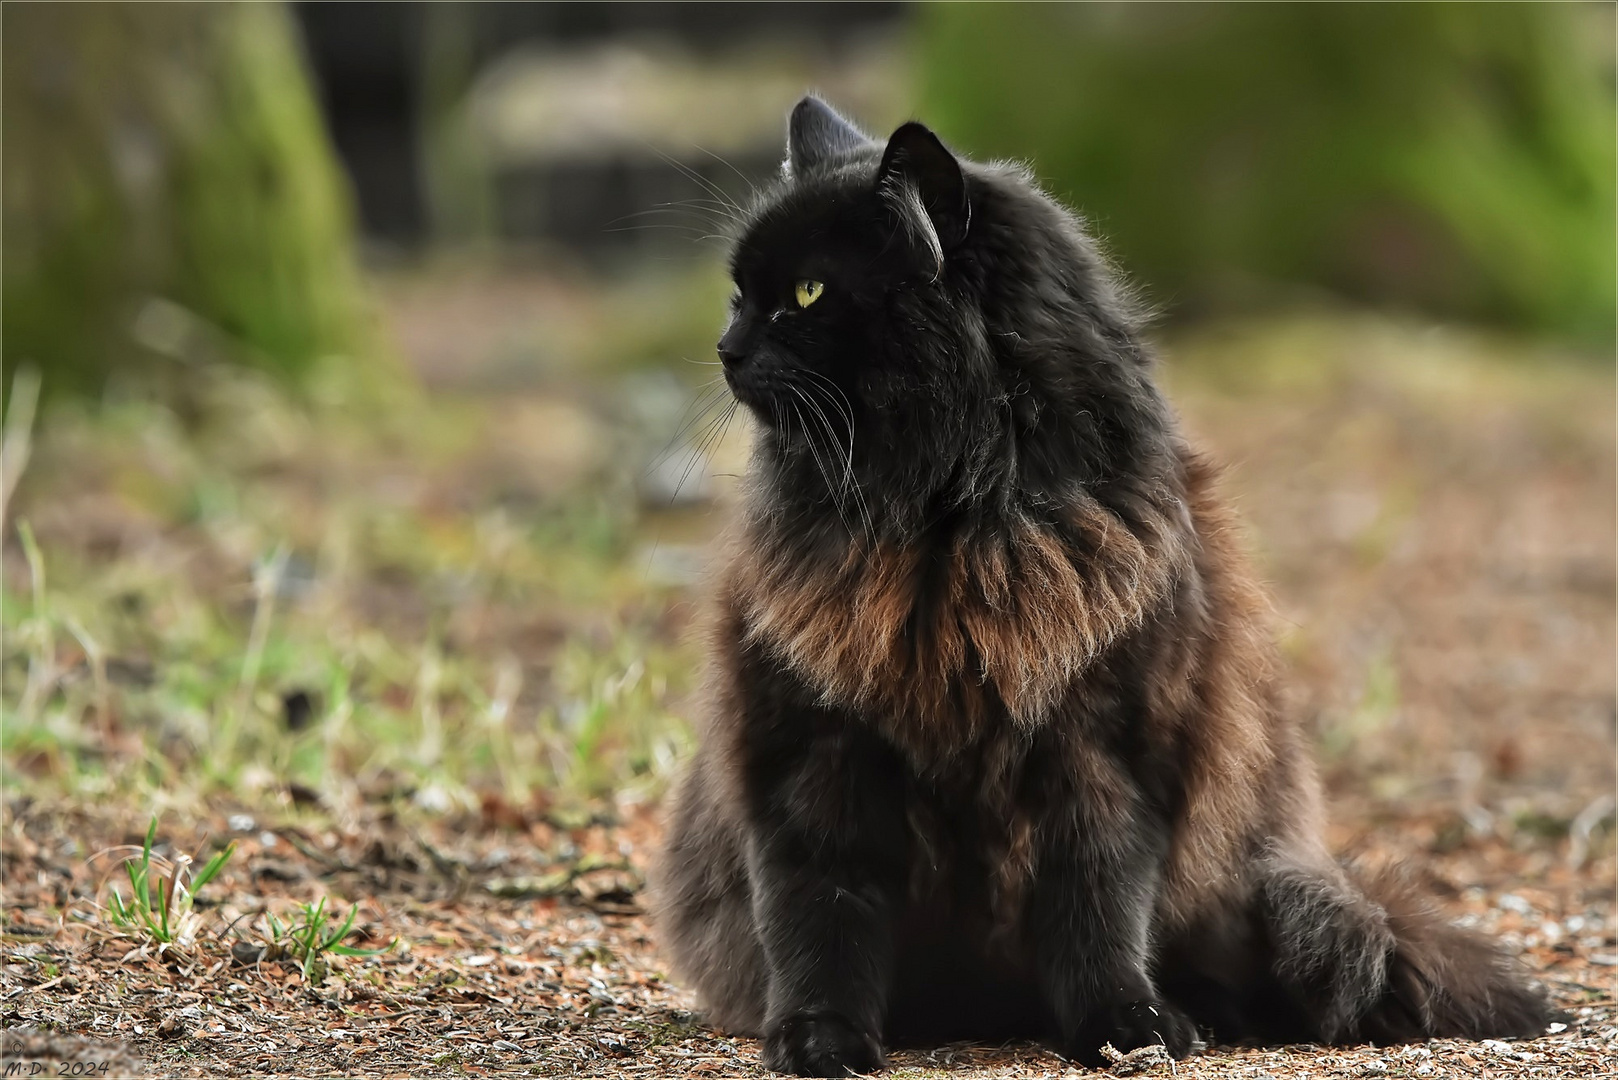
[728, 492, 1187, 762]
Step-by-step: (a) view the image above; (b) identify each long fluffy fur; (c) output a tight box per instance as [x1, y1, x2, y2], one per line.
[730, 491, 1187, 749]
[654, 97, 1553, 1076]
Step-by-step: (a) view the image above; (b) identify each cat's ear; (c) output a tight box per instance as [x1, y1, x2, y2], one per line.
[877, 122, 969, 269]
[786, 95, 871, 177]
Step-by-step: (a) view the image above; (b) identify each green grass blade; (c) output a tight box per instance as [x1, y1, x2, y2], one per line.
[297, 899, 324, 958]
[320, 904, 359, 951]
[125, 861, 147, 912]
[190, 841, 236, 891]
[137, 905, 166, 942]
[329, 941, 392, 958]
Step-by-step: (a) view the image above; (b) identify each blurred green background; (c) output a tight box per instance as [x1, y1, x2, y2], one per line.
[2, 2, 1613, 823]
[5, 2, 1612, 407]
[921, 2, 1616, 348]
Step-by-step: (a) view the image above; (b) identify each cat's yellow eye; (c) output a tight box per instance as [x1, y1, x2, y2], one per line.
[795, 280, 824, 308]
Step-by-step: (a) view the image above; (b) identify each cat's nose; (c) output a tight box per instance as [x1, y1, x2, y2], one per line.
[717, 321, 750, 368]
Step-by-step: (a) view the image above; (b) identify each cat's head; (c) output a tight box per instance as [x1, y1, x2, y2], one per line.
[720, 96, 1170, 536]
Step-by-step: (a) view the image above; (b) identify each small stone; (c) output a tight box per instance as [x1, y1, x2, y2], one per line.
[1498, 893, 1534, 915]
[231, 941, 268, 966]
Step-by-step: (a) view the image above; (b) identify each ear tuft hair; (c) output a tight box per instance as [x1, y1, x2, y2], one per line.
[877, 122, 970, 264]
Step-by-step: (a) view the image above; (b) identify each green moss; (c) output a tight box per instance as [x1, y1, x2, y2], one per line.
[2, 3, 375, 404]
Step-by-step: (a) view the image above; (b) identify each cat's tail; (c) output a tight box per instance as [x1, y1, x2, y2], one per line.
[1259, 858, 1557, 1044]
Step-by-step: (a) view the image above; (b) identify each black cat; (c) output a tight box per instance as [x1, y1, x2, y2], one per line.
[654, 96, 1553, 1077]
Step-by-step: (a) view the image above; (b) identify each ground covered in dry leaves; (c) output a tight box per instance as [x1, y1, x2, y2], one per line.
[4, 310, 1615, 1078]
[3, 798, 1615, 1078]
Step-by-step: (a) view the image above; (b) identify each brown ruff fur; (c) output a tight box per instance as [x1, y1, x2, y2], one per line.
[729, 488, 1191, 761]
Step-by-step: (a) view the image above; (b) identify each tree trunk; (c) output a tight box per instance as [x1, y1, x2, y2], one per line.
[4, 1, 375, 403]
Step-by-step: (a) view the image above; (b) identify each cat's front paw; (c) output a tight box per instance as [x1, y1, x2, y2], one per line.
[1063, 998, 1200, 1069]
[763, 1010, 884, 1077]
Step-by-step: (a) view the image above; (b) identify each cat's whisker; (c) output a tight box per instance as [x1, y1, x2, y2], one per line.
[694, 397, 738, 467]
[692, 145, 762, 207]
[782, 397, 822, 493]
[650, 383, 741, 501]
[797, 385, 853, 495]
[787, 375, 871, 539]
[668, 398, 737, 507]
[795, 369, 855, 429]
[601, 224, 736, 253]
[787, 386, 862, 540]
[703, 403, 740, 485]
[654, 378, 730, 455]
[649, 148, 749, 226]
[606, 199, 738, 225]
[601, 225, 727, 246]
[602, 202, 743, 247]
[787, 397, 847, 536]
[602, 220, 712, 233]
[648, 380, 732, 479]
[714, 396, 742, 471]
[793, 373, 858, 480]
